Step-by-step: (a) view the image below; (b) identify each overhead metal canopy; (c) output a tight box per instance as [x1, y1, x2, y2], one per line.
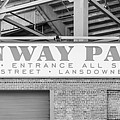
[1, 0, 120, 42]
[0, 0, 65, 37]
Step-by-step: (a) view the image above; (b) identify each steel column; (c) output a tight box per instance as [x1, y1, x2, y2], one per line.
[74, 0, 88, 41]
[0, 0, 2, 36]
[0, 20, 1, 37]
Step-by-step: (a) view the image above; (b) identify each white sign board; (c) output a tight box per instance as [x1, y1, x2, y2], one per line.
[0, 42, 120, 78]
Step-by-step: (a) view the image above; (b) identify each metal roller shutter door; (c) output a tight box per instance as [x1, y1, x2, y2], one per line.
[0, 90, 50, 120]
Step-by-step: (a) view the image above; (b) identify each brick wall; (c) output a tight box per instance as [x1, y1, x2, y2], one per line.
[0, 78, 120, 120]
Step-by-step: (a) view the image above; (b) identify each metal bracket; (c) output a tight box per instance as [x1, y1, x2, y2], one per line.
[54, 35, 61, 42]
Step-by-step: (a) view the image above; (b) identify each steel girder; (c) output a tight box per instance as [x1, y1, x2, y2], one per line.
[0, 0, 54, 36]
[89, 0, 120, 26]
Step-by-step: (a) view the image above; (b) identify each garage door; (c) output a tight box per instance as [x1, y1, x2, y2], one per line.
[0, 90, 50, 120]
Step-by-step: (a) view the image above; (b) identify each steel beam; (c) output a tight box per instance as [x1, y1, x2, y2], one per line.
[0, 0, 9, 8]
[10, 12, 34, 25]
[74, 0, 88, 41]
[0, 0, 54, 14]
[0, 0, 9, 19]
[36, 4, 65, 35]
[3, 17, 42, 36]
[89, 0, 120, 26]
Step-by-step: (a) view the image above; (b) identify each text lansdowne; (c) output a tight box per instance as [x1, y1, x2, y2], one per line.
[0, 43, 120, 77]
